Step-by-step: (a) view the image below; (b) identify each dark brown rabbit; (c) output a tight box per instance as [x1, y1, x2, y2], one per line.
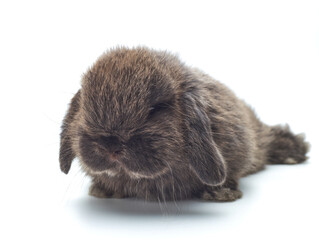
[59, 47, 310, 202]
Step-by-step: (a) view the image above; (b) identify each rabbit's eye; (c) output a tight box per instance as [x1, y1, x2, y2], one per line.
[148, 102, 171, 118]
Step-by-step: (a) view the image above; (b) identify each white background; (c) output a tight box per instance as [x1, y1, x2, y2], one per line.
[1, 1, 318, 239]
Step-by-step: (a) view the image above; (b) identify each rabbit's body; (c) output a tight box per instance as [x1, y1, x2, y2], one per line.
[60, 47, 309, 202]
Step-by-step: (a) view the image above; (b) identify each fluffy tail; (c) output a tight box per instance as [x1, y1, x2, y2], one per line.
[266, 125, 310, 164]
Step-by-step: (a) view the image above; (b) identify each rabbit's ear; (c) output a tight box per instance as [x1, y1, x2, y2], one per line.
[182, 92, 226, 186]
[59, 90, 81, 174]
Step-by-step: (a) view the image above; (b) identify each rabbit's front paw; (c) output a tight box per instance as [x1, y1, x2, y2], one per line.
[202, 188, 242, 202]
[89, 183, 112, 198]
[89, 183, 126, 199]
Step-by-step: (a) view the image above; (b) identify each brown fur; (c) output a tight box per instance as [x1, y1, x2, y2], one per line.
[59, 47, 310, 202]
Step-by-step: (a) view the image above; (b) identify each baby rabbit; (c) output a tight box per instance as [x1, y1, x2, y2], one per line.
[59, 47, 309, 202]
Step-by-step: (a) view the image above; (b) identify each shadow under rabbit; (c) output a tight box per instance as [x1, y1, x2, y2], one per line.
[69, 196, 231, 219]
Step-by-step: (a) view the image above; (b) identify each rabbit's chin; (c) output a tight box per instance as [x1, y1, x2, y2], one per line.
[116, 160, 170, 179]
[80, 159, 169, 179]
[86, 165, 169, 179]
[124, 166, 169, 179]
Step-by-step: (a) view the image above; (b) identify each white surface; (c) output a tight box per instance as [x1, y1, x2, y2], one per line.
[1, 1, 318, 239]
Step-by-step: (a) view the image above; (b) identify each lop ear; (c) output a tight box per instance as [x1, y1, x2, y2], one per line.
[183, 92, 226, 186]
[59, 90, 81, 174]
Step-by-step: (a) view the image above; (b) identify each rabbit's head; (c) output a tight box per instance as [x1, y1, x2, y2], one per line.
[59, 47, 226, 186]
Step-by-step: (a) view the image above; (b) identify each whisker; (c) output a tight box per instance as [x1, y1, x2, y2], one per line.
[163, 161, 176, 206]
[159, 175, 168, 215]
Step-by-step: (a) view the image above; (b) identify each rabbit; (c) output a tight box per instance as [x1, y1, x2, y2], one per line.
[59, 47, 310, 202]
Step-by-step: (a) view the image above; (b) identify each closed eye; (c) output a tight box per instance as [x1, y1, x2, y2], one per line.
[148, 102, 171, 118]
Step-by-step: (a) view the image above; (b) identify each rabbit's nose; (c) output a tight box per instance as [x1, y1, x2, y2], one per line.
[105, 136, 123, 161]
[109, 146, 123, 157]
[108, 150, 123, 161]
